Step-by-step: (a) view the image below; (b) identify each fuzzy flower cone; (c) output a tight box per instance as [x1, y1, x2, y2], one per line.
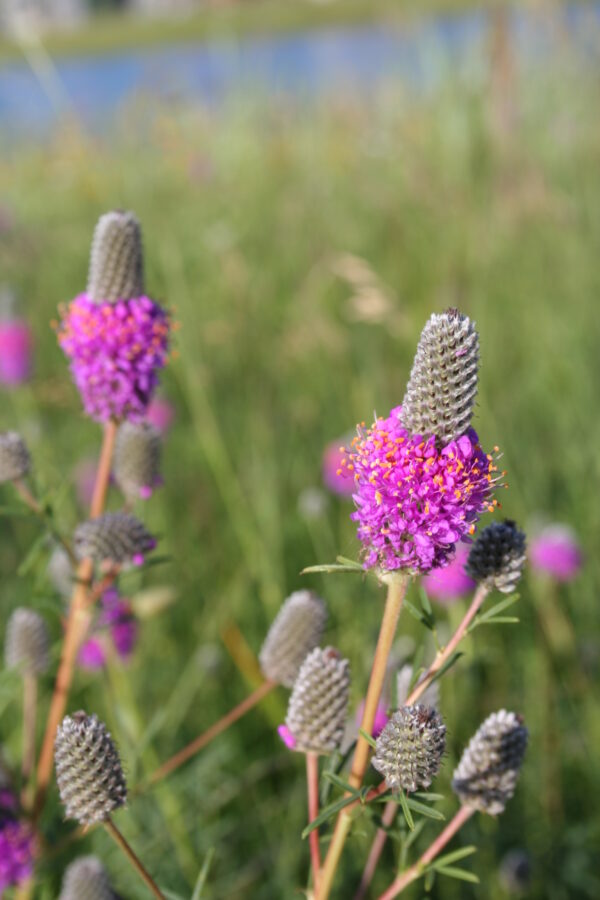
[452, 710, 528, 815]
[59, 855, 116, 900]
[346, 310, 504, 573]
[281, 647, 350, 755]
[5, 607, 50, 675]
[372, 705, 446, 792]
[55, 712, 127, 825]
[260, 590, 328, 688]
[0, 431, 31, 483]
[73, 512, 156, 567]
[466, 520, 526, 594]
[114, 421, 162, 502]
[56, 210, 170, 422]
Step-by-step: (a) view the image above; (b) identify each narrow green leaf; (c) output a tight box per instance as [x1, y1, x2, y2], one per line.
[398, 790, 414, 831]
[402, 818, 426, 851]
[431, 846, 478, 869]
[474, 616, 520, 626]
[302, 793, 359, 838]
[434, 866, 479, 883]
[191, 847, 215, 899]
[405, 798, 445, 821]
[404, 600, 434, 630]
[468, 594, 519, 632]
[358, 728, 377, 750]
[335, 556, 364, 570]
[428, 651, 463, 685]
[419, 586, 432, 616]
[301, 562, 364, 575]
[323, 772, 355, 793]
[414, 792, 445, 801]
[424, 869, 436, 891]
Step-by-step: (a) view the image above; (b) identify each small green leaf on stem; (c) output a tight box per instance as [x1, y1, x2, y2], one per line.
[191, 847, 215, 899]
[301, 562, 364, 575]
[405, 797, 445, 821]
[301, 793, 360, 838]
[398, 790, 414, 831]
[434, 866, 479, 883]
[430, 846, 478, 869]
[428, 651, 464, 686]
[358, 728, 377, 750]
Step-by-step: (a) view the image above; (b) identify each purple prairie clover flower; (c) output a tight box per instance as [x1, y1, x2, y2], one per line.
[322, 439, 355, 497]
[0, 319, 33, 386]
[78, 588, 138, 671]
[146, 396, 175, 433]
[356, 700, 388, 739]
[347, 406, 503, 573]
[422, 543, 475, 604]
[530, 524, 582, 582]
[57, 294, 170, 422]
[0, 820, 35, 891]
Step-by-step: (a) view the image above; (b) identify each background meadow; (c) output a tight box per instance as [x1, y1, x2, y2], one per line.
[1, 3, 599, 897]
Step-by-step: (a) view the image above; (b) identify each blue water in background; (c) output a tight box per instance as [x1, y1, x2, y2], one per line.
[0, 3, 599, 136]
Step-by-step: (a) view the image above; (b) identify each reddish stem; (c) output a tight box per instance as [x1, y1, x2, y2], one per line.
[306, 752, 322, 890]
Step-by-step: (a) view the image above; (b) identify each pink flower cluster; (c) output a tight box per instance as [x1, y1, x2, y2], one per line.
[0, 792, 34, 891]
[78, 588, 138, 671]
[347, 406, 501, 573]
[422, 544, 475, 604]
[0, 319, 32, 386]
[57, 294, 170, 422]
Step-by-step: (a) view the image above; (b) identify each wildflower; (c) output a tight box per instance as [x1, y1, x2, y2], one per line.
[260, 591, 327, 689]
[452, 710, 528, 815]
[47, 545, 74, 598]
[322, 439, 355, 497]
[372, 705, 446, 792]
[0, 819, 35, 891]
[466, 520, 526, 593]
[114, 421, 162, 502]
[283, 647, 350, 754]
[56, 211, 170, 422]
[5, 608, 50, 675]
[54, 712, 127, 825]
[355, 701, 389, 739]
[0, 302, 32, 386]
[530, 524, 582, 582]
[0, 432, 31, 483]
[146, 396, 175, 434]
[78, 589, 138, 671]
[73, 512, 156, 567]
[59, 855, 116, 900]
[422, 544, 475, 603]
[348, 310, 502, 573]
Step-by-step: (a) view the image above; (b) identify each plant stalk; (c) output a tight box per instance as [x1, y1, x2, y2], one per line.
[33, 420, 118, 817]
[316, 574, 408, 900]
[357, 582, 488, 895]
[306, 751, 322, 891]
[104, 817, 166, 899]
[147, 679, 276, 787]
[376, 805, 475, 899]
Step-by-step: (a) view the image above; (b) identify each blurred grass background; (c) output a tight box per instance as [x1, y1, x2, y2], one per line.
[1, 6, 600, 899]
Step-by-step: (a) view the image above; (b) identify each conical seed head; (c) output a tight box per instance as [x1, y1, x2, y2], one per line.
[0, 431, 31, 483]
[466, 520, 526, 593]
[73, 512, 156, 566]
[372, 705, 446, 793]
[87, 210, 144, 303]
[59, 855, 116, 900]
[47, 545, 74, 598]
[114, 421, 161, 502]
[5, 607, 50, 676]
[285, 647, 350, 754]
[55, 712, 127, 825]
[259, 591, 328, 688]
[452, 709, 528, 815]
[396, 664, 439, 710]
[401, 309, 479, 444]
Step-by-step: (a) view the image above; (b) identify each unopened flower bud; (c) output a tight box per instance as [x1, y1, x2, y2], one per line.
[58, 855, 116, 900]
[88, 211, 144, 304]
[114, 421, 161, 502]
[372, 705, 446, 792]
[73, 512, 156, 566]
[284, 647, 350, 754]
[5, 608, 50, 676]
[260, 591, 327, 688]
[466, 520, 526, 593]
[0, 432, 30, 483]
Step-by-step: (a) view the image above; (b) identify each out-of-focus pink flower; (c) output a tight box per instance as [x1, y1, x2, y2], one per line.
[322, 439, 355, 497]
[0, 820, 35, 891]
[422, 544, 475, 604]
[0, 320, 33, 386]
[78, 588, 138, 671]
[356, 701, 388, 739]
[530, 524, 582, 582]
[277, 724, 298, 750]
[146, 397, 175, 434]
[74, 457, 98, 508]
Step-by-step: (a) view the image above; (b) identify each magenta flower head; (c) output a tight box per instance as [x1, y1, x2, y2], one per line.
[322, 438, 355, 497]
[530, 524, 582, 582]
[0, 820, 35, 891]
[422, 543, 475, 604]
[347, 310, 503, 574]
[0, 287, 33, 388]
[78, 588, 138, 671]
[56, 211, 170, 422]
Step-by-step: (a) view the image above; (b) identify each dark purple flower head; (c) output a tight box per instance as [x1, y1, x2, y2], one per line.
[348, 406, 502, 574]
[0, 820, 35, 891]
[57, 293, 170, 422]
